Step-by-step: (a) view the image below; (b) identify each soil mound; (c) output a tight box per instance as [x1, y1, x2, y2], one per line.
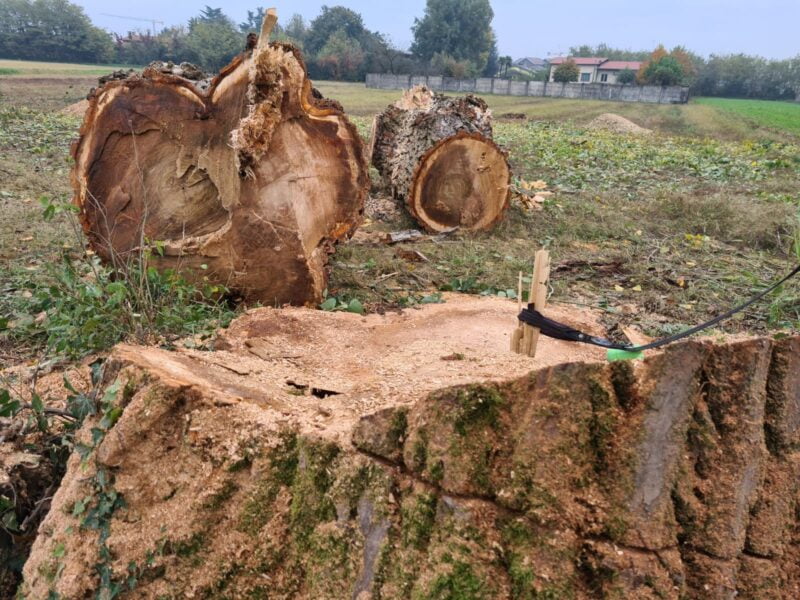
[16, 297, 800, 599]
[588, 112, 652, 135]
[59, 99, 88, 118]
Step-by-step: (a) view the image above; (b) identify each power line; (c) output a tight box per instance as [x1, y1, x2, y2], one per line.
[100, 13, 165, 36]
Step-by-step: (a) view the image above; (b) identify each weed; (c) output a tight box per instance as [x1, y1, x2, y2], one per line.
[1, 198, 235, 360]
[319, 289, 366, 315]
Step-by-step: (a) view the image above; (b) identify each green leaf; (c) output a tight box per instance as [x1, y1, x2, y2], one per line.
[319, 298, 337, 311]
[31, 393, 44, 414]
[346, 299, 365, 315]
[52, 542, 66, 558]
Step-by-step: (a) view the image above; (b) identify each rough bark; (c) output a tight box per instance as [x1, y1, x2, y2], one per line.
[71, 13, 368, 305]
[370, 86, 510, 232]
[18, 297, 800, 599]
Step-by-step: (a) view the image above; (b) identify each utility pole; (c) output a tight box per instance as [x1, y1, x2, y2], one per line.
[100, 13, 165, 36]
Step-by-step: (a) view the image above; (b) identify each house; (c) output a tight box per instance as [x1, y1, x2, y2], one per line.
[513, 57, 549, 72]
[548, 57, 642, 83]
[596, 61, 642, 83]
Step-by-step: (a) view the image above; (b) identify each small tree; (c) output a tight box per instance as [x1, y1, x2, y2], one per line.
[552, 60, 579, 83]
[617, 68, 636, 84]
[316, 28, 365, 81]
[641, 55, 684, 85]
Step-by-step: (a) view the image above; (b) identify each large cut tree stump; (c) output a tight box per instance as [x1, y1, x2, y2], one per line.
[370, 86, 510, 232]
[71, 10, 368, 305]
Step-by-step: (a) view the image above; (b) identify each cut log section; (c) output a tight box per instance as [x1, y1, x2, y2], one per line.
[71, 10, 368, 305]
[370, 86, 510, 232]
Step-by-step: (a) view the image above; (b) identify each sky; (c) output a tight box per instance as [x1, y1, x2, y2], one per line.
[76, 0, 800, 60]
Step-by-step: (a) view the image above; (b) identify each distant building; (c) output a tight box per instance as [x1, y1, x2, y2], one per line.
[513, 57, 549, 72]
[596, 61, 643, 83]
[548, 57, 642, 83]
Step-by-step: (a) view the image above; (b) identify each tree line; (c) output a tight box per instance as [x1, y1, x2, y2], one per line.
[0, 0, 499, 80]
[0, 0, 797, 100]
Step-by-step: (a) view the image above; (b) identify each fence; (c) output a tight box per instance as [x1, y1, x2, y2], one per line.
[365, 74, 689, 104]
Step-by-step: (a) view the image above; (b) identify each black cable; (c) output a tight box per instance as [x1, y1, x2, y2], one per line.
[518, 263, 800, 353]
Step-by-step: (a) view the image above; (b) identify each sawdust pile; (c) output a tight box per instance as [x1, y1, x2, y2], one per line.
[588, 112, 652, 135]
[59, 99, 89, 118]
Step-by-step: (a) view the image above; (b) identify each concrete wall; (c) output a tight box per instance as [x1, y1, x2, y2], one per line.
[365, 73, 689, 104]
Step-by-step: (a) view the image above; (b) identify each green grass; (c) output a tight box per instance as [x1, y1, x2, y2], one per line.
[0, 58, 131, 77]
[694, 97, 800, 135]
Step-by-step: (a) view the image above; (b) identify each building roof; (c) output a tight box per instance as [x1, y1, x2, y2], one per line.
[598, 61, 642, 71]
[549, 56, 607, 66]
[515, 57, 548, 66]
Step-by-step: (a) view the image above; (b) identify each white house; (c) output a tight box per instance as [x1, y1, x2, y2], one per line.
[548, 57, 642, 83]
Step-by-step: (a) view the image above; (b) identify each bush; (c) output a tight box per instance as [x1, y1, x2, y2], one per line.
[552, 60, 579, 83]
[617, 68, 636, 84]
[430, 52, 477, 78]
[641, 55, 685, 86]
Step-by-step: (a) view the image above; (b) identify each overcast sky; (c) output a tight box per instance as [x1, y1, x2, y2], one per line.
[76, 0, 799, 60]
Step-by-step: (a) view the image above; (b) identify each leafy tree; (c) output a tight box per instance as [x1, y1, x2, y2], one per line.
[483, 36, 499, 77]
[239, 8, 266, 33]
[280, 13, 308, 47]
[499, 56, 513, 77]
[638, 46, 687, 86]
[552, 60, 579, 83]
[185, 8, 242, 71]
[316, 28, 365, 80]
[198, 6, 225, 23]
[617, 68, 636, 84]
[411, 0, 495, 75]
[641, 55, 684, 85]
[0, 0, 113, 63]
[306, 5, 371, 56]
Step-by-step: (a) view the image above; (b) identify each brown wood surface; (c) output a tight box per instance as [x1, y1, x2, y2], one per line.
[71, 13, 368, 306]
[370, 86, 510, 232]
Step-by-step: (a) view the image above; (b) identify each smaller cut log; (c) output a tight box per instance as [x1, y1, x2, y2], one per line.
[370, 86, 510, 232]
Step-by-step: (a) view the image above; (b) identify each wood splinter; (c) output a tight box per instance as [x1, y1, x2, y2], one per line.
[510, 250, 551, 357]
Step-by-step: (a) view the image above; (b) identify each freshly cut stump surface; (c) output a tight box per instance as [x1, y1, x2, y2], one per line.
[371, 86, 510, 232]
[71, 14, 368, 305]
[20, 295, 800, 599]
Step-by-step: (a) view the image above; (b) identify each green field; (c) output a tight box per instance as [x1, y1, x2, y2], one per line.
[1, 63, 800, 365]
[0, 58, 130, 77]
[695, 97, 800, 135]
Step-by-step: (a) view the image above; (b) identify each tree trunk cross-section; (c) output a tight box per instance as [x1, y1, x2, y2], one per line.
[370, 86, 510, 232]
[71, 11, 368, 306]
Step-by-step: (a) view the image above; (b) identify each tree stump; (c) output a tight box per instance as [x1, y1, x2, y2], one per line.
[71, 10, 368, 306]
[370, 86, 510, 232]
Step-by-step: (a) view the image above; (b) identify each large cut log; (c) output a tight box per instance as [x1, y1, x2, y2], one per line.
[370, 86, 510, 232]
[71, 10, 368, 305]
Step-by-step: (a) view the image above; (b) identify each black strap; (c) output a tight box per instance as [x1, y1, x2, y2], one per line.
[518, 263, 800, 352]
